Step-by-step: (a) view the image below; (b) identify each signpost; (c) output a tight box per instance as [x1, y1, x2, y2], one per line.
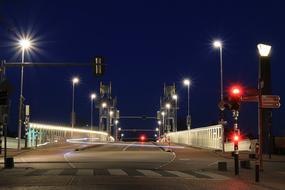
[242, 95, 281, 108]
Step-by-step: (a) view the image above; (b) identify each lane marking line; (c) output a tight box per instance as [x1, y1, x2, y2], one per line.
[63, 152, 76, 168]
[122, 142, 135, 151]
[195, 171, 230, 180]
[155, 151, 176, 169]
[108, 169, 128, 176]
[76, 169, 93, 176]
[43, 169, 63, 175]
[137, 169, 162, 177]
[166, 170, 196, 178]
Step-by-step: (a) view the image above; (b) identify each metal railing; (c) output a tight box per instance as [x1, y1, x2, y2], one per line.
[165, 124, 224, 150]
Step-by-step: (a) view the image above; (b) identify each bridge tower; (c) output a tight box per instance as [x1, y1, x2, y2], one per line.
[157, 83, 177, 135]
[96, 82, 119, 136]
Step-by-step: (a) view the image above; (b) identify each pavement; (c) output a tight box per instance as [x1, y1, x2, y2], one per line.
[0, 141, 284, 189]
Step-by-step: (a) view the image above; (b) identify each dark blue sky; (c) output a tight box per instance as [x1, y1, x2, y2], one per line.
[0, 0, 284, 136]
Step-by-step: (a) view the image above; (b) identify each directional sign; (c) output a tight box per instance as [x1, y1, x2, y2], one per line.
[241, 95, 258, 102]
[241, 95, 281, 109]
[261, 95, 281, 108]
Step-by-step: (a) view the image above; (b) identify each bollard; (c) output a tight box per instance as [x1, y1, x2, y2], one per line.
[240, 160, 251, 169]
[4, 157, 14, 169]
[218, 162, 227, 171]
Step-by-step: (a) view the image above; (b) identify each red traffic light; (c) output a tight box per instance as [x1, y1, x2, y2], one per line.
[140, 135, 146, 142]
[230, 85, 243, 97]
[233, 134, 239, 142]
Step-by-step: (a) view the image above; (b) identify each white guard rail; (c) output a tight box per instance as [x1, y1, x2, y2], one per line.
[165, 124, 223, 150]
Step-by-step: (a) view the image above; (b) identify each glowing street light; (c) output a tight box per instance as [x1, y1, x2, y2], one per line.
[172, 94, 178, 100]
[157, 121, 161, 125]
[213, 40, 224, 101]
[172, 94, 178, 132]
[109, 110, 114, 116]
[101, 102, 107, 108]
[71, 77, 80, 132]
[257, 44, 271, 57]
[17, 37, 33, 150]
[90, 93, 96, 131]
[213, 40, 222, 48]
[165, 103, 171, 109]
[183, 78, 191, 130]
[183, 79, 190, 86]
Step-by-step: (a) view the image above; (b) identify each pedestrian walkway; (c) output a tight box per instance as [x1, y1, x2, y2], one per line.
[0, 168, 230, 180]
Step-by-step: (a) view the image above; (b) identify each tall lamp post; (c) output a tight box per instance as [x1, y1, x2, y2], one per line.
[165, 103, 171, 133]
[18, 38, 31, 150]
[90, 93, 96, 131]
[257, 43, 272, 170]
[161, 111, 165, 134]
[172, 94, 178, 132]
[71, 77, 79, 134]
[213, 40, 224, 122]
[183, 79, 191, 130]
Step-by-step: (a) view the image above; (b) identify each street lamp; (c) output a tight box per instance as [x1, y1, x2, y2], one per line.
[115, 120, 119, 141]
[157, 121, 161, 139]
[161, 111, 165, 134]
[257, 43, 272, 170]
[257, 44, 271, 57]
[71, 77, 79, 132]
[17, 38, 32, 150]
[90, 93, 96, 131]
[101, 102, 107, 108]
[213, 40, 224, 122]
[183, 78, 191, 130]
[172, 94, 178, 132]
[165, 103, 171, 132]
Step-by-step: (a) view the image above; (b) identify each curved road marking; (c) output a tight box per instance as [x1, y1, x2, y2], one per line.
[63, 152, 76, 168]
[122, 142, 135, 151]
[155, 151, 176, 169]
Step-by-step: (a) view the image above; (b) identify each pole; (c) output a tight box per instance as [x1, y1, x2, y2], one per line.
[91, 99, 93, 131]
[71, 82, 75, 137]
[258, 86, 263, 171]
[220, 46, 223, 102]
[187, 85, 191, 130]
[255, 142, 260, 182]
[233, 110, 239, 175]
[175, 99, 178, 132]
[18, 48, 25, 150]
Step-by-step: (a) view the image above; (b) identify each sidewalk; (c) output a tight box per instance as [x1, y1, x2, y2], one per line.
[0, 148, 31, 159]
[163, 142, 285, 190]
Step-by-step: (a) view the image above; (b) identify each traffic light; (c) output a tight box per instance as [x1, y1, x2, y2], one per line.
[228, 85, 243, 111]
[140, 135, 146, 142]
[92, 56, 105, 76]
[232, 129, 240, 151]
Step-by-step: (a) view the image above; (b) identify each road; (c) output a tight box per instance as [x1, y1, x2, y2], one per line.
[0, 141, 284, 189]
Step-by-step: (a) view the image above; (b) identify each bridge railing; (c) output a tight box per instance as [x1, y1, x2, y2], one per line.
[28, 122, 113, 148]
[164, 124, 223, 150]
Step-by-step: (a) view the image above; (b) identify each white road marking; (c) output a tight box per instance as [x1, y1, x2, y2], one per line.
[108, 169, 128, 176]
[155, 152, 176, 169]
[63, 152, 76, 168]
[166, 170, 196, 178]
[44, 169, 63, 175]
[137, 169, 161, 177]
[195, 171, 230, 180]
[76, 169, 93, 176]
[122, 142, 135, 151]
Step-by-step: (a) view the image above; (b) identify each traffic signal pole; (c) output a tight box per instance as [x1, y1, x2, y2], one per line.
[233, 110, 239, 175]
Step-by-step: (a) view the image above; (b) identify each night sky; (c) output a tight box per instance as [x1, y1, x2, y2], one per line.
[0, 0, 284, 137]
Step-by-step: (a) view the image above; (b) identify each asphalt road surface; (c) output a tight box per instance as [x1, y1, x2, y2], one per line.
[0, 141, 284, 189]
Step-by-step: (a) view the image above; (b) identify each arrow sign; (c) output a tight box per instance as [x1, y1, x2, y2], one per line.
[241, 95, 281, 108]
[261, 95, 281, 108]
